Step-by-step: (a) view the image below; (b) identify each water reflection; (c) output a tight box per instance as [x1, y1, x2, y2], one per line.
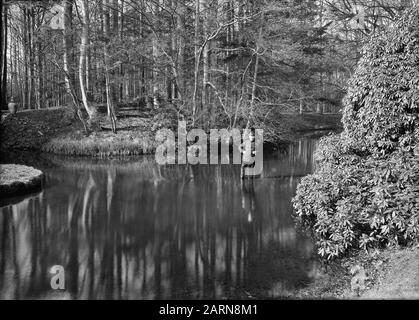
[0, 139, 319, 300]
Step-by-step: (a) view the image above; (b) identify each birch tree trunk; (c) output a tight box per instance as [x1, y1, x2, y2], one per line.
[80, 0, 96, 119]
[63, 0, 89, 133]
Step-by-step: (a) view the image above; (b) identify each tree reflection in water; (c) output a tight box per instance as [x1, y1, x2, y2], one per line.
[0, 139, 320, 300]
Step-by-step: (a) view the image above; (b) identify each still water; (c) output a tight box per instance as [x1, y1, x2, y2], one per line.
[0, 138, 320, 300]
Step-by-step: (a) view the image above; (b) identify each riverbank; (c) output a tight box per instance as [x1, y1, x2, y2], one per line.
[0, 164, 44, 198]
[42, 117, 157, 157]
[0, 108, 157, 156]
[1, 107, 342, 157]
[362, 246, 419, 299]
[296, 245, 419, 299]
[1, 107, 74, 151]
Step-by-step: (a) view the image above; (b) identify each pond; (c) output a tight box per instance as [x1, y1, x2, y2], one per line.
[0, 137, 322, 300]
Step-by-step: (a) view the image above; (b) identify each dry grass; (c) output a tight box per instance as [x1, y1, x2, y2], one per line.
[42, 129, 157, 157]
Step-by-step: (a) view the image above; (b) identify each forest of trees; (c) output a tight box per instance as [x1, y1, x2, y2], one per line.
[0, 0, 415, 129]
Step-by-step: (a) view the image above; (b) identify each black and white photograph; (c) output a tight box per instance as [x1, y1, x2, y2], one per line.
[0, 0, 418, 310]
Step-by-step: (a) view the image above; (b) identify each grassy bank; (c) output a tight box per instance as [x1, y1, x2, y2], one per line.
[362, 246, 419, 299]
[1, 107, 341, 157]
[42, 131, 156, 157]
[0, 164, 44, 198]
[295, 245, 419, 299]
[42, 121, 157, 157]
[1, 108, 158, 157]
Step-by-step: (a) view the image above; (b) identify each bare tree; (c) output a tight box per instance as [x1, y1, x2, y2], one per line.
[102, 0, 117, 132]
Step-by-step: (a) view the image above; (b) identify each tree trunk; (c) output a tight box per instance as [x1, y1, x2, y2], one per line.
[111, 0, 123, 102]
[29, 8, 35, 109]
[37, 41, 44, 108]
[103, 0, 117, 132]
[112, 0, 119, 34]
[86, 42, 90, 96]
[119, 1, 124, 102]
[23, 8, 29, 109]
[152, 3, 160, 109]
[247, 13, 263, 129]
[192, 0, 200, 124]
[63, 0, 89, 134]
[249, 53, 260, 126]
[202, 0, 210, 127]
[79, 0, 96, 119]
[1, 4, 7, 108]
[176, 1, 185, 99]
[0, 0, 3, 107]
[63, 0, 75, 102]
